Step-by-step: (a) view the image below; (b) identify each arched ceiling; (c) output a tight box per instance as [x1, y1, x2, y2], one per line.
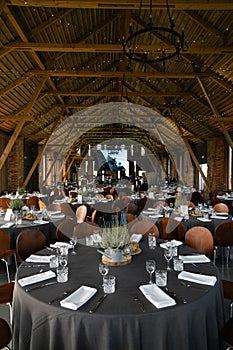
[0, 0, 233, 161]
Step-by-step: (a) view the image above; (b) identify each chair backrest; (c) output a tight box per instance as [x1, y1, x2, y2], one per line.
[129, 220, 159, 238]
[76, 205, 87, 223]
[0, 229, 11, 254]
[38, 199, 46, 210]
[185, 226, 214, 256]
[157, 218, 185, 241]
[0, 318, 11, 349]
[214, 222, 233, 246]
[0, 282, 15, 304]
[213, 203, 229, 213]
[188, 201, 195, 209]
[46, 203, 61, 212]
[16, 229, 46, 261]
[60, 202, 76, 220]
[126, 202, 138, 215]
[73, 222, 101, 239]
[26, 196, 40, 209]
[56, 218, 76, 242]
[0, 197, 10, 211]
[105, 194, 114, 201]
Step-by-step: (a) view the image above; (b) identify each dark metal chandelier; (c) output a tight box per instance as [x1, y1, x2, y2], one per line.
[122, 0, 185, 70]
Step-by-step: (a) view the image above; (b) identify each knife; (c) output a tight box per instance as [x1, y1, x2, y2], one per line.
[89, 294, 107, 313]
[25, 281, 57, 292]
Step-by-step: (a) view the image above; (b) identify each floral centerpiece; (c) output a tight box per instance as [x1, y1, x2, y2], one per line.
[99, 225, 131, 262]
[9, 199, 24, 213]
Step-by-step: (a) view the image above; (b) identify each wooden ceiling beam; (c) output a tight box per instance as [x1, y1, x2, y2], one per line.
[5, 42, 233, 55]
[40, 91, 194, 97]
[5, 0, 233, 10]
[32, 70, 212, 79]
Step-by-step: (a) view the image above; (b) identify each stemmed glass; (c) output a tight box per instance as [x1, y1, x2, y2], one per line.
[99, 263, 109, 288]
[164, 247, 173, 271]
[70, 236, 78, 255]
[146, 259, 156, 284]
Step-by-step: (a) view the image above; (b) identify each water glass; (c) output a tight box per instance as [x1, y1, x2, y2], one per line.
[49, 255, 59, 268]
[155, 270, 167, 287]
[173, 257, 183, 271]
[103, 275, 116, 294]
[148, 233, 156, 249]
[56, 266, 68, 283]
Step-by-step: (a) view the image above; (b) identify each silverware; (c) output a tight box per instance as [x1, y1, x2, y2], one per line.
[25, 281, 57, 292]
[24, 264, 46, 268]
[133, 294, 146, 312]
[89, 294, 107, 313]
[180, 280, 208, 292]
[162, 287, 188, 304]
[48, 289, 72, 304]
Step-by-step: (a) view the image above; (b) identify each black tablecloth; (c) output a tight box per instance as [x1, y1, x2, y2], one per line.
[12, 240, 225, 350]
[182, 214, 232, 235]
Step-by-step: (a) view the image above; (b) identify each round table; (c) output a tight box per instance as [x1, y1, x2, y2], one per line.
[12, 240, 225, 350]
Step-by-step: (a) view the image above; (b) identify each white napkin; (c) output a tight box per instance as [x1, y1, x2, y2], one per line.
[130, 233, 142, 243]
[149, 214, 163, 219]
[33, 220, 50, 225]
[26, 254, 54, 263]
[50, 242, 73, 250]
[139, 284, 176, 309]
[179, 254, 210, 264]
[47, 211, 61, 215]
[173, 216, 183, 222]
[160, 239, 183, 249]
[60, 285, 97, 310]
[142, 211, 154, 215]
[178, 271, 217, 286]
[197, 217, 212, 222]
[0, 222, 15, 228]
[49, 214, 65, 220]
[211, 215, 228, 220]
[18, 270, 56, 287]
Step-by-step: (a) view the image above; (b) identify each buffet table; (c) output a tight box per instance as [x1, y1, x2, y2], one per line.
[12, 239, 225, 350]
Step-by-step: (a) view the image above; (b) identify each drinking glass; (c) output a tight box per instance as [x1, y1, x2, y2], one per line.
[70, 236, 78, 255]
[99, 262, 109, 287]
[164, 247, 173, 271]
[146, 259, 156, 284]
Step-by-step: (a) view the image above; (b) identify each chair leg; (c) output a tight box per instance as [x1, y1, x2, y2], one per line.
[226, 246, 230, 268]
[213, 247, 217, 264]
[230, 301, 233, 319]
[14, 253, 18, 271]
[3, 259, 11, 282]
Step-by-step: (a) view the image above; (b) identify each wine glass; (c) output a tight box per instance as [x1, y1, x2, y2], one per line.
[146, 259, 156, 284]
[99, 263, 109, 287]
[70, 236, 77, 255]
[164, 247, 173, 271]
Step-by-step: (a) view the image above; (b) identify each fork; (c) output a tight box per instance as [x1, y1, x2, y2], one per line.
[48, 289, 72, 304]
[180, 281, 208, 292]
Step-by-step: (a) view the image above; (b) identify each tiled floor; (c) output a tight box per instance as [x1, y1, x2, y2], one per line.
[1, 250, 233, 348]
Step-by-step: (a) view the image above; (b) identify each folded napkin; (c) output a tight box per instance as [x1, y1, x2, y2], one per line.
[149, 214, 163, 219]
[211, 215, 228, 220]
[33, 220, 49, 225]
[179, 254, 210, 264]
[18, 270, 56, 287]
[142, 211, 154, 215]
[173, 217, 183, 222]
[130, 233, 142, 242]
[0, 222, 15, 228]
[197, 217, 212, 222]
[49, 215, 65, 220]
[160, 239, 183, 249]
[26, 254, 54, 263]
[47, 211, 61, 215]
[139, 284, 176, 309]
[60, 285, 97, 310]
[178, 271, 217, 286]
[50, 242, 73, 250]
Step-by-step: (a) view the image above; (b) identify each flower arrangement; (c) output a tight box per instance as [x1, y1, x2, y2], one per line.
[100, 225, 131, 251]
[9, 199, 24, 211]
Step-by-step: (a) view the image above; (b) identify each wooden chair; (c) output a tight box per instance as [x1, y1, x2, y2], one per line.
[184, 226, 214, 257]
[214, 222, 233, 266]
[157, 218, 185, 241]
[46, 203, 61, 212]
[73, 222, 101, 239]
[76, 205, 87, 223]
[188, 201, 195, 209]
[16, 229, 46, 261]
[221, 280, 233, 349]
[60, 202, 76, 220]
[38, 199, 46, 210]
[129, 220, 159, 238]
[0, 230, 17, 282]
[0, 197, 10, 211]
[0, 282, 15, 324]
[56, 218, 76, 242]
[213, 203, 229, 213]
[26, 196, 40, 210]
[0, 318, 11, 350]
